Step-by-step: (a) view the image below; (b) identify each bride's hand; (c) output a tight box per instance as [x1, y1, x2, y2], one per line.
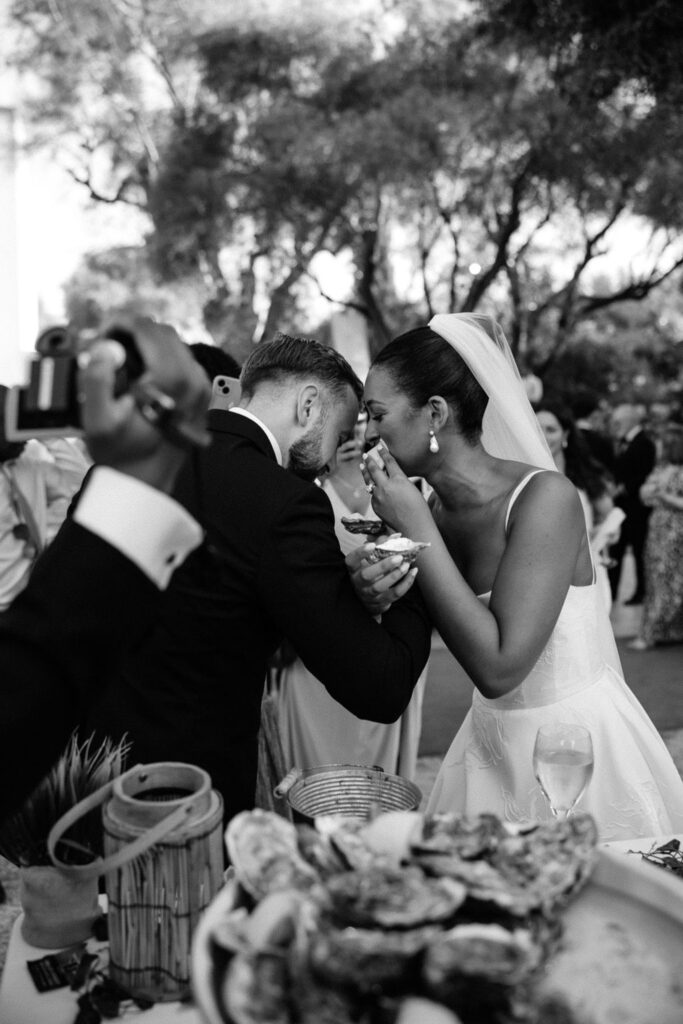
[361, 446, 430, 535]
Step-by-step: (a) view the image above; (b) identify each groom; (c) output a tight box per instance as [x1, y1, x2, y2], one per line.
[83, 333, 432, 821]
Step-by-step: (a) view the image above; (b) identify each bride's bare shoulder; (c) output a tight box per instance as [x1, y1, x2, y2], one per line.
[511, 468, 584, 520]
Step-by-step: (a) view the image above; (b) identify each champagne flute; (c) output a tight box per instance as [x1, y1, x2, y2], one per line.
[533, 723, 594, 820]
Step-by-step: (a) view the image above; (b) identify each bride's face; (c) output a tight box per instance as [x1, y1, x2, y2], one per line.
[363, 366, 429, 475]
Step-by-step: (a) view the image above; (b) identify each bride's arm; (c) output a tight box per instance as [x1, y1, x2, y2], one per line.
[364, 453, 586, 699]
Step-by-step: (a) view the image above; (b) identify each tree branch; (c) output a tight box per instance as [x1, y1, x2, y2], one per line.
[578, 253, 683, 315]
[462, 157, 534, 310]
[64, 167, 146, 208]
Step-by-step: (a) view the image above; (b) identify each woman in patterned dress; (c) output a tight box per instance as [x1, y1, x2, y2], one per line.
[629, 424, 683, 650]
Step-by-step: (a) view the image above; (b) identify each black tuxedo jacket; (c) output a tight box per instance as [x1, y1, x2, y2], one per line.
[614, 430, 656, 512]
[0, 519, 160, 822]
[86, 411, 432, 821]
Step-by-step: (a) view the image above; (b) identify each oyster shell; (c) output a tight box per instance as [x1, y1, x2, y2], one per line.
[308, 922, 441, 994]
[221, 951, 290, 1024]
[412, 812, 506, 866]
[415, 813, 598, 915]
[324, 865, 466, 929]
[341, 516, 387, 537]
[423, 922, 543, 985]
[226, 809, 320, 900]
[367, 534, 430, 565]
[315, 816, 379, 871]
[296, 824, 348, 879]
[422, 923, 544, 1023]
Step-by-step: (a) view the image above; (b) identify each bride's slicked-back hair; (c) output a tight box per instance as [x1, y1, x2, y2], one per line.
[371, 327, 488, 443]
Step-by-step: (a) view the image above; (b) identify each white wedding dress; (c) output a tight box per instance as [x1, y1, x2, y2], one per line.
[427, 474, 683, 841]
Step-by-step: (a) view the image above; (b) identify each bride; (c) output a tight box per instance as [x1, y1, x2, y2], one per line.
[360, 312, 683, 841]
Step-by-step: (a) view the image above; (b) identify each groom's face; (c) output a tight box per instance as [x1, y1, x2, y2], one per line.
[289, 386, 359, 481]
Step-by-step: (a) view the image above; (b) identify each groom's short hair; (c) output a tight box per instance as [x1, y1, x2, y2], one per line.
[240, 332, 363, 403]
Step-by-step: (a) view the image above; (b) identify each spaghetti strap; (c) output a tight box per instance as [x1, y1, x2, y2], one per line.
[504, 470, 546, 533]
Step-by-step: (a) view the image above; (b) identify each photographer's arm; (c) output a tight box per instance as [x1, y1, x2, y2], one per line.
[0, 323, 210, 821]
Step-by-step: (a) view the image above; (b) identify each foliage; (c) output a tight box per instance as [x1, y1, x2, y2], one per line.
[63, 247, 213, 342]
[0, 732, 129, 866]
[9, 0, 683, 366]
[480, 0, 683, 103]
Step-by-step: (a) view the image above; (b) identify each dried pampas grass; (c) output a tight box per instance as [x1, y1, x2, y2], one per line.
[0, 732, 130, 867]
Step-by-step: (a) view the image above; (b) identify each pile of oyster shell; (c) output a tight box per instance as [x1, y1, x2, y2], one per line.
[208, 808, 599, 1024]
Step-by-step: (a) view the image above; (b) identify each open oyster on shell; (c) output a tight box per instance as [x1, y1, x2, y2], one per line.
[367, 533, 430, 565]
[414, 812, 598, 916]
[324, 865, 466, 930]
[226, 809, 320, 899]
[341, 515, 387, 537]
[308, 921, 442, 994]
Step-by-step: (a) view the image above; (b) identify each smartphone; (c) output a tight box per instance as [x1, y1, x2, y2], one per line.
[210, 375, 241, 411]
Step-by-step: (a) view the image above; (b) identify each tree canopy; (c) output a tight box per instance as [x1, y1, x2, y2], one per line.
[9, 0, 683, 369]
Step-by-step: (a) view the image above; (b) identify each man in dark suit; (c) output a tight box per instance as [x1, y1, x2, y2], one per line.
[85, 334, 432, 822]
[0, 321, 210, 822]
[569, 393, 615, 475]
[608, 402, 657, 605]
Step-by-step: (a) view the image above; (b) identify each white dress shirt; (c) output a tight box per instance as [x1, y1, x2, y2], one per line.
[73, 466, 203, 589]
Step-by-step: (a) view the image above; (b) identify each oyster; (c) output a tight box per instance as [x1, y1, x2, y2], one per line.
[486, 813, 598, 913]
[341, 516, 387, 537]
[416, 813, 598, 915]
[315, 816, 380, 871]
[296, 824, 348, 879]
[226, 810, 320, 900]
[324, 865, 466, 929]
[358, 810, 424, 866]
[396, 998, 464, 1024]
[221, 951, 290, 1024]
[412, 812, 506, 865]
[422, 923, 544, 1023]
[423, 922, 543, 986]
[308, 922, 441, 994]
[367, 534, 430, 565]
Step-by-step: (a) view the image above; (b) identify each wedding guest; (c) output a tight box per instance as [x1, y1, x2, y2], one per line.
[569, 392, 615, 473]
[362, 314, 683, 841]
[608, 402, 656, 605]
[0, 394, 90, 611]
[82, 334, 432, 824]
[628, 424, 683, 651]
[278, 416, 427, 780]
[534, 398, 619, 611]
[0, 319, 210, 822]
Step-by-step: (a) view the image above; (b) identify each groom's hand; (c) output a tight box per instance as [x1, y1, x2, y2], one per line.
[346, 545, 418, 615]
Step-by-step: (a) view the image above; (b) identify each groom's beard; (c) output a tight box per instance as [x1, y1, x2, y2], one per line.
[289, 423, 326, 482]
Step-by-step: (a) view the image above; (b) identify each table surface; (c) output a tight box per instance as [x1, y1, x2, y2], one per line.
[0, 912, 201, 1024]
[1, 834, 680, 1024]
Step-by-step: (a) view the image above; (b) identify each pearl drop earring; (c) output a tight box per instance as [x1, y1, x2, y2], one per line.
[429, 430, 439, 453]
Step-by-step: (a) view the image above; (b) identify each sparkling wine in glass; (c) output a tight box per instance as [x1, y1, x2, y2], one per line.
[533, 723, 594, 820]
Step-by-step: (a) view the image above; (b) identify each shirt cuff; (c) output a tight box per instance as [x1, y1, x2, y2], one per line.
[72, 466, 203, 589]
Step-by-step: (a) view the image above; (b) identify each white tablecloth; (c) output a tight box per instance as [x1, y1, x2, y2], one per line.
[0, 911, 201, 1024]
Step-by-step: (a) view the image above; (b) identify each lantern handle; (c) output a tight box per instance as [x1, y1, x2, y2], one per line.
[47, 765, 203, 880]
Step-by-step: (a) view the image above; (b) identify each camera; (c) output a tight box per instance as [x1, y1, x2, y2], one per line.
[4, 325, 144, 442]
